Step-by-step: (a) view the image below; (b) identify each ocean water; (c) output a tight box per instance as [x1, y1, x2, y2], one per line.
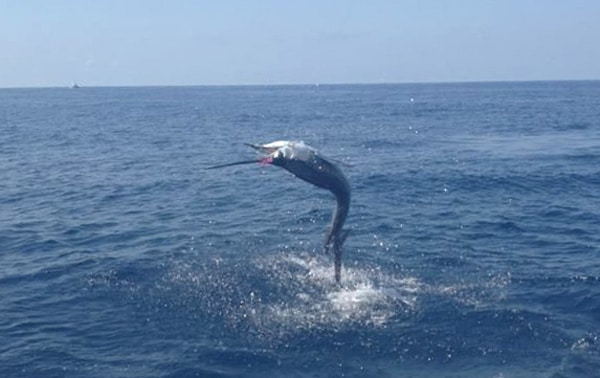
[1, 81, 599, 378]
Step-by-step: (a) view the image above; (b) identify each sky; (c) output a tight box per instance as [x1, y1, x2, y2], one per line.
[1, 0, 599, 87]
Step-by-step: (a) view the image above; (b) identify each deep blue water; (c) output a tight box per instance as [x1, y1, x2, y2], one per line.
[1, 82, 599, 377]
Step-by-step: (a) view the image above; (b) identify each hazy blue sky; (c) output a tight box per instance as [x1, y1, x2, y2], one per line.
[2, 0, 599, 87]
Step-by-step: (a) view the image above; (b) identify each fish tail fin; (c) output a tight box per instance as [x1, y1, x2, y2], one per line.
[335, 251, 342, 283]
[332, 229, 350, 283]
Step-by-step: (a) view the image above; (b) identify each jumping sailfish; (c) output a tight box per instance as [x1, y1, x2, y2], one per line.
[208, 141, 351, 283]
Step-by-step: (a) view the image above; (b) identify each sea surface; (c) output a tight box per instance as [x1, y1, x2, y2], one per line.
[1, 81, 599, 378]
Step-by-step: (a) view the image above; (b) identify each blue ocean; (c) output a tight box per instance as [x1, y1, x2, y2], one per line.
[1, 81, 599, 377]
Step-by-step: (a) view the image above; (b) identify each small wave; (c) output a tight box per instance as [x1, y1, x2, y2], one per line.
[360, 139, 407, 149]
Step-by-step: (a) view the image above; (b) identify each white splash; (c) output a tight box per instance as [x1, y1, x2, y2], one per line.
[251, 254, 421, 330]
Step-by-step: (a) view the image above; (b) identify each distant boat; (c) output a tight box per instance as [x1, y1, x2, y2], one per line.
[70, 83, 80, 89]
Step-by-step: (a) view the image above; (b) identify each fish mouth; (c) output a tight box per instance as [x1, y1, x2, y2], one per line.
[206, 143, 275, 170]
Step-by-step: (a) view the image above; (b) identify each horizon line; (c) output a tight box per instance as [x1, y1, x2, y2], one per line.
[1, 77, 598, 90]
